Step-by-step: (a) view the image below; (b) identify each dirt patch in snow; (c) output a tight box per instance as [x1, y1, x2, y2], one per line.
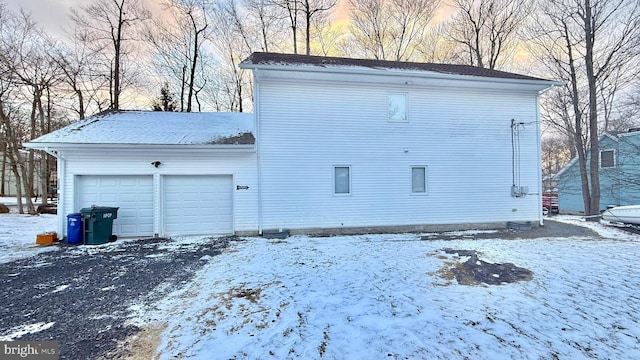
[109, 322, 167, 360]
[435, 249, 533, 286]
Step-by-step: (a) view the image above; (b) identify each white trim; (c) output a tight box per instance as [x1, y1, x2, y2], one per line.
[410, 165, 428, 195]
[333, 165, 351, 196]
[600, 149, 616, 169]
[24, 143, 255, 152]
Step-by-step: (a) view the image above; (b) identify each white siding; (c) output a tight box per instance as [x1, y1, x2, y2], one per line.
[256, 74, 542, 231]
[57, 149, 257, 237]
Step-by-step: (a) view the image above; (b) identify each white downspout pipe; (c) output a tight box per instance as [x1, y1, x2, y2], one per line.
[254, 71, 263, 235]
[43, 147, 66, 238]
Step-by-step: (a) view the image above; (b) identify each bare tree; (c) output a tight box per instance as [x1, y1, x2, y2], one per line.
[445, 0, 532, 69]
[310, 8, 344, 55]
[542, 135, 572, 192]
[0, 5, 69, 212]
[348, 0, 440, 61]
[245, 0, 289, 52]
[52, 26, 111, 120]
[270, 0, 301, 53]
[531, 0, 640, 217]
[209, 0, 255, 112]
[299, 0, 338, 55]
[70, 0, 149, 110]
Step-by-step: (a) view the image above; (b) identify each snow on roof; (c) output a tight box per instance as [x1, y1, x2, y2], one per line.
[241, 52, 552, 82]
[29, 111, 254, 146]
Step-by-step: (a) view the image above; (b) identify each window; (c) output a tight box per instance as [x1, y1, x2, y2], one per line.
[388, 93, 408, 122]
[411, 166, 427, 193]
[600, 150, 615, 168]
[334, 166, 350, 194]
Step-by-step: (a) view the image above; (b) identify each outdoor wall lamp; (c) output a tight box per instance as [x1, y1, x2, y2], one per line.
[151, 161, 161, 168]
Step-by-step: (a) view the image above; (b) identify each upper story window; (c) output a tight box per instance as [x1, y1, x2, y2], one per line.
[334, 166, 351, 195]
[600, 149, 615, 168]
[388, 93, 408, 123]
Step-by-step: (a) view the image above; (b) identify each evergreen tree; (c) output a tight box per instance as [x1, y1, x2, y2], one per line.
[152, 82, 177, 112]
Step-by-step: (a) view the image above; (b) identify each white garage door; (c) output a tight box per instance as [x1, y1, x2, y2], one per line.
[163, 175, 233, 235]
[78, 175, 154, 237]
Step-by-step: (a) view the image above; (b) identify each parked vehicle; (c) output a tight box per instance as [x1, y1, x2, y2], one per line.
[542, 194, 559, 215]
[601, 205, 640, 225]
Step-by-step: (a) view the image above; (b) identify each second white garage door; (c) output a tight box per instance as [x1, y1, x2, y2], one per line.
[163, 175, 233, 235]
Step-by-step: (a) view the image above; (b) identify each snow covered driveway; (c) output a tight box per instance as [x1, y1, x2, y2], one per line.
[136, 220, 640, 359]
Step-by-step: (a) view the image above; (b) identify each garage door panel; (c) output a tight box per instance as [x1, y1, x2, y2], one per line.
[78, 175, 154, 237]
[163, 175, 233, 235]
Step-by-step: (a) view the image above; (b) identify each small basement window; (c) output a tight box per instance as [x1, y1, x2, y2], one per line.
[411, 166, 427, 193]
[334, 166, 350, 194]
[388, 93, 408, 122]
[600, 149, 615, 168]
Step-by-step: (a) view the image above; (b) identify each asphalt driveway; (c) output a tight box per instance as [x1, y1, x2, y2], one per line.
[0, 236, 232, 359]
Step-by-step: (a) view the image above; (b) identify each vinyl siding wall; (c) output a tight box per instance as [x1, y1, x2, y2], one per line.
[256, 73, 543, 231]
[56, 149, 257, 237]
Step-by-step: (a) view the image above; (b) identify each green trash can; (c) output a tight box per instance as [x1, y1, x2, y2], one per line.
[80, 206, 119, 245]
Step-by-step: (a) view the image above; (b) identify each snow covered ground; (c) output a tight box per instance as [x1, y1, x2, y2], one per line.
[0, 196, 58, 263]
[2, 209, 640, 359]
[124, 217, 640, 360]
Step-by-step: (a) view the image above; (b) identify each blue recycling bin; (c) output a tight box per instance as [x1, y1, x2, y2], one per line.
[67, 213, 83, 244]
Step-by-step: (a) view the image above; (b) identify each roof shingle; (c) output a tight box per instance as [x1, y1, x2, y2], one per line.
[241, 52, 548, 82]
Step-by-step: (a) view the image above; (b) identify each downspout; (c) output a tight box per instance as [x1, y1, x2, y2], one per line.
[44, 147, 66, 238]
[255, 71, 263, 235]
[535, 96, 544, 226]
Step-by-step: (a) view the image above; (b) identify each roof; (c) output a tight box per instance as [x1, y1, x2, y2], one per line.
[240, 52, 552, 82]
[26, 111, 255, 147]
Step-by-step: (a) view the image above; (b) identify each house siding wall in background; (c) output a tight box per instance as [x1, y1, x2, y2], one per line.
[558, 132, 640, 213]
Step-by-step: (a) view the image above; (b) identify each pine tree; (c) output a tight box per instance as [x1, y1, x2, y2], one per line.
[152, 82, 177, 112]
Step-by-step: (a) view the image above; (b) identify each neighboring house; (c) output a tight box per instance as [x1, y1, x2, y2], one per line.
[1, 150, 44, 198]
[26, 53, 559, 239]
[557, 130, 640, 213]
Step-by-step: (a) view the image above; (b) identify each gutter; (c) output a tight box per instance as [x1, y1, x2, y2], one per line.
[24, 143, 256, 152]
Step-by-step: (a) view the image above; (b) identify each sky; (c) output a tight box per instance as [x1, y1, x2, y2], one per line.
[4, 0, 352, 38]
[4, 0, 77, 36]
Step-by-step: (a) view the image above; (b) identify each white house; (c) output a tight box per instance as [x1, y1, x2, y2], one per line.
[26, 53, 559, 239]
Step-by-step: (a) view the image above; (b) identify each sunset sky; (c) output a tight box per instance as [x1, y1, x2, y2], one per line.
[4, 0, 353, 36]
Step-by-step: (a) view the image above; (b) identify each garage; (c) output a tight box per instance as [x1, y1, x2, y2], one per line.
[78, 175, 154, 237]
[25, 111, 256, 238]
[163, 175, 233, 236]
